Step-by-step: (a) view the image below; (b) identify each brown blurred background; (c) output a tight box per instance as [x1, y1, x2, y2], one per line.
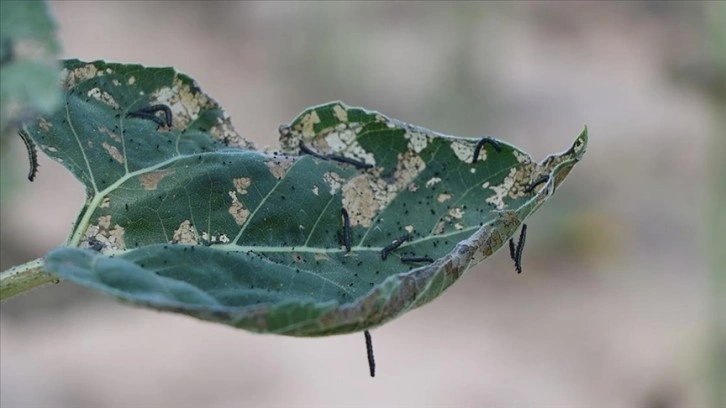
[1, 2, 723, 407]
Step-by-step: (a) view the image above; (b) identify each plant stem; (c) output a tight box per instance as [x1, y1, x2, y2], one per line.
[0, 258, 55, 300]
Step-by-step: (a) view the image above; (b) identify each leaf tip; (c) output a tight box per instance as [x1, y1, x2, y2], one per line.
[571, 125, 588, 161]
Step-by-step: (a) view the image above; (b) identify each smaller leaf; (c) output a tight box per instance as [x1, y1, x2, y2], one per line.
[0, 0, 61, 134]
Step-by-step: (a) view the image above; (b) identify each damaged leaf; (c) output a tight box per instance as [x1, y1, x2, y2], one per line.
[26, 60, 587, 336]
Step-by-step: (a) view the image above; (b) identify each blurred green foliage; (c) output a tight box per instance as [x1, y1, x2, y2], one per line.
[0, 0, 61, 137]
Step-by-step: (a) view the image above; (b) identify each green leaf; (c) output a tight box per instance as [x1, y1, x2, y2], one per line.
[27, 60, 587, 336]
[0, 0, 61, 134]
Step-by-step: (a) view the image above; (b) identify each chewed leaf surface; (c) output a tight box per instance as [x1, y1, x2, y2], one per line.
[29, 60, 587, 336]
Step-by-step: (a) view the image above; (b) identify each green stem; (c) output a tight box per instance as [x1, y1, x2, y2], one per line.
[0, 258, 55, 300]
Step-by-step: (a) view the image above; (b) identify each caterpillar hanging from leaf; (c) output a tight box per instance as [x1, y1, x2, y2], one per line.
[18, 130, 39, 182]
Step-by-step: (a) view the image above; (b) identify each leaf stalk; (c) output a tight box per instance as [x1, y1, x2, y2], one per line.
[0, 258, 54, 300]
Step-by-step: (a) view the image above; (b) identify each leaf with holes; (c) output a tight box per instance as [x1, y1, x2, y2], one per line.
[26, 59, 587, 336]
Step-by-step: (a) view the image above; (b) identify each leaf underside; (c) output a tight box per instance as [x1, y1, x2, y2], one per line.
[27, 60, 587, 336]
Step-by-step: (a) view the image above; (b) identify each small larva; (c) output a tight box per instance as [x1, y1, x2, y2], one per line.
[327, 154, 373, 170]
[18, 130, 39, 182]
[514, 224, 527, 274]
[298, 140, 328, 160]
[508, 224, 528, 274]
[127, 104, 173, 127]
[127, 110, 165, 127]
[472, 137, 502, 164]
[341, 208, 351, 253]
[364, 330, 375, 378]
[381, 234, 410, 260]
[525, 175, 550, 194]
[400, 256, 434, 264]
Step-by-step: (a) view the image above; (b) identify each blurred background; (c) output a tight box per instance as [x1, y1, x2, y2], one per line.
[1, 1, 724, 407]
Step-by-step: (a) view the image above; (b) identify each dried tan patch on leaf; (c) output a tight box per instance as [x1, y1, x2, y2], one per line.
[314, 253, 330, 262]
[265, 157, 293, 180]
[323, 171, 344, 195]
[300, 110, 321, 138]
[82, 215, 126, 252]
[342, 174, 379, 227]
[332, 104, 348, 122]
[233, 177, 251, 194]
[98, 126, 122, 142]
[468, 211, 521, 264]
[228, 191, 250, 226]
[172, 220, 199, 244]
[363, 151, 426, 213]
[100, 197, 111, 208]
[210, 114, 252, 149]
[151, 76, 212, 129]
[140, 169, 175, 190]
[87, 88, 120, 109]
[393, 152, 425, 189]
[323, 122, 375, 166]
[507, 164, 538, 198]
[486, 167, 517, 209]
[109, 225, 126, 249]
[450, 140, 474, 163]
[449, 207, 465, 219]
[404, 131, 429, 153]
[102, 142, 124, 164]
[60, 64, 98, 90]
[512, 150, 530, 164]
[437, 193, 452, 203]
